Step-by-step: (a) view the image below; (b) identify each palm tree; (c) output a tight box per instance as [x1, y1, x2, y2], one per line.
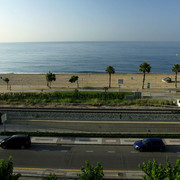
[3, 78, 9, 90]
[46, 71, 56, 88]
[172, 64, 180, 88]
[69, 75, 79, 88]
[139, 62, 151, 89]
[106, 66, 115, 88]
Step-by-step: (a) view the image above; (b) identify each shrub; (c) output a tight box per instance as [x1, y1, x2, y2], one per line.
[77, 160, 104, 180]
[47, 173, 66, 180]
[139, 156, 180, 180]
[0, 156, 21, 180]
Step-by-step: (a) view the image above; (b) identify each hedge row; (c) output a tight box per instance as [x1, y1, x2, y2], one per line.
[0, 90, 133, 102]
[1, 131, 180, 138]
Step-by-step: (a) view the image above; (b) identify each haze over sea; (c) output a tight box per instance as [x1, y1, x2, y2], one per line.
[0, 41, 180, 74]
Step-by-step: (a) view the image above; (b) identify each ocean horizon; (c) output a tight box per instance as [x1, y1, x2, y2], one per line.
[0, 41, 180, 74]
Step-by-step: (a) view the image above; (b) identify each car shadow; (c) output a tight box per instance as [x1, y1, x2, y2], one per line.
[163, 146, 180, 153]
[134, 146, 180, 153]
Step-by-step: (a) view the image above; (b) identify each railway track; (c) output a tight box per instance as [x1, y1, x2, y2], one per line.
[1, 107, 180, 133]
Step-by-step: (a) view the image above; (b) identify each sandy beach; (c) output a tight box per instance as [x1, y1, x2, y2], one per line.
[0, 73, 179, 92]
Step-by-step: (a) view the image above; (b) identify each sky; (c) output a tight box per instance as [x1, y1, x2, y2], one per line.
[0, 0, 180, 42]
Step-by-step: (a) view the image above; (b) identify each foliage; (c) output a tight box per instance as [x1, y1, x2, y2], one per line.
[77, 160, 104, 180]
[139, 62, 151, 89]
[106, 65, 115, 74]
[105, 65, 115, 88]
[172, 64, 180, 88]
[130, 99, 172, 106]
[0, 91, 173, 106]
[0, 156, 21, 180]
[172, 64, 180, 73]
[47, 173, 66, 180]
[69, 76, 79, 88]
[3, 78, 9, 84]
[3, 78, 9, 90]
[46, 72, 56, 88]
[47, 173, 58, 180]
[139, 156, 180, 180]
[0, 91, 131, 104]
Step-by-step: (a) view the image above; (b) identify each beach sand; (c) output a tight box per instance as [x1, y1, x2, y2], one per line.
[0, 73, 178, 92]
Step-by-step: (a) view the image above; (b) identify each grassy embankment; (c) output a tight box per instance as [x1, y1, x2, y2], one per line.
[0, 90, 176, 138]
[0, 90, 173, 106]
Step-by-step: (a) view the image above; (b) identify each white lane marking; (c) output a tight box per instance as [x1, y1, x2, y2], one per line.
[86, 150, 94, 153]
[60, 150, 68, 153]
[41, 150, 50, 151]
[107, 151, 115, 153]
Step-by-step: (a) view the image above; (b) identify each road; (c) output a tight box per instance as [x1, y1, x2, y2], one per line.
[1, 144, 180, 171]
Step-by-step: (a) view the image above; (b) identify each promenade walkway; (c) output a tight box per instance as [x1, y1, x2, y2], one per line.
[31, 136, 180, 146]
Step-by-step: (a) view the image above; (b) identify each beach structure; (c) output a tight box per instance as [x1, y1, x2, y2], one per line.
[161, 77, 171, 83]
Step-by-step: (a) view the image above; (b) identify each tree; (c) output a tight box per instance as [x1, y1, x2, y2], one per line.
[69, 76, 79, 88]
[46, 72, 56, 88]
[106, 66, 115, 88]
[139, 156, 180, 180]
[172, 64, 180, 88]
[47, 173, 59, 180]
[139, 62, 151, 89]
[3, 78, 9, 90]
[0, 156, 21, 180]
[77, 160, 104, 180]
[47, 173, 66, 180]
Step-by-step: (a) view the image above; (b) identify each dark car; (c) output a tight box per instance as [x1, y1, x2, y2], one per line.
[134, 138, 165, 152]
[0, 134, 31, 149]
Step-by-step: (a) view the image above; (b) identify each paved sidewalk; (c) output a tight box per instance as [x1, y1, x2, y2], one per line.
[30, 136, 180, 146]
[1, 136, 180, 146]
[15, 167, 144, 180]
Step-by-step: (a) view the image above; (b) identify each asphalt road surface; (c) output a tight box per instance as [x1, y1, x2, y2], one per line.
[0, 144, 180, 171]
[3, 120, 180, 133]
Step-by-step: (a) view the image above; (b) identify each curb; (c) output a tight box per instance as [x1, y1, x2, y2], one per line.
[14, 167, 143, 180]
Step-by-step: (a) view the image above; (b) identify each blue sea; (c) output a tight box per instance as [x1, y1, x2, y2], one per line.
[0, 41, 180, 74]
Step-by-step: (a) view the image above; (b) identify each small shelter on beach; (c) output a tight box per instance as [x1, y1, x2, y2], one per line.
[162, 77, 171, 83]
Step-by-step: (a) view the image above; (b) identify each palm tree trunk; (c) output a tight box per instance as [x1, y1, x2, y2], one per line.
[77, 80, 79, 88]
[47, 82, 50, 88]
[109, 73, 111, 88]
[175, 72, 177, 88]
[142, 73, 145, 89]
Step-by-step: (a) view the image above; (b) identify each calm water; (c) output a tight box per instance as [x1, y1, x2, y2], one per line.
[0, 41, 179, 74]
